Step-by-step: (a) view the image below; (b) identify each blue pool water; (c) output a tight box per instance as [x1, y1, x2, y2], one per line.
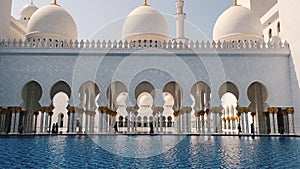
[0, 135, 300, 168]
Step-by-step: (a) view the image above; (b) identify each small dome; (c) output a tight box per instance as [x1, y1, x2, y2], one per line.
[213, 5, 263, 42]
[122, 5, 169, 42]
[27, 4, 77, 41]
[20, 3, 38, 17]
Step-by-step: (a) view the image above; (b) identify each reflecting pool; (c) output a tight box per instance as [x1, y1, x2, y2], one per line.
[0, 135, 300, 168]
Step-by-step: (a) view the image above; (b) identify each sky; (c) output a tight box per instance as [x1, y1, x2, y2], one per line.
[12, 0, 233, 41]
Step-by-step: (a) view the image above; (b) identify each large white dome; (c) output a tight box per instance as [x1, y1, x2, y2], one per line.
[213, 5, 263, 42]
[122, 5, 169, 42]
[27, 4, 77, 41]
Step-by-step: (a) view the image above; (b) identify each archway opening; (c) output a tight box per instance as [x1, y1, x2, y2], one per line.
[134, 82, 155, 133]
[191, 82, 211, 133]
[21, 81, 42, 133]
[247, 82, 268, 134]
[78, 81, 100, 133]
[219, 82, 239, 134]
[137, 92, 154, 116]
[107, 81, 128, 133]
[221, 92, 238, 134]
[163, 82, 181, 133]
[52, 92, 69, 133]
[50, 81, 71, 134]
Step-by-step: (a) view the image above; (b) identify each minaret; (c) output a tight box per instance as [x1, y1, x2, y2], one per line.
[0, 0, 12, 39]
[175, 0, 188, 43]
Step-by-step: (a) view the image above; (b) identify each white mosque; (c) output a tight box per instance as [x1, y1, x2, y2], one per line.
[0, 0, 299, 135]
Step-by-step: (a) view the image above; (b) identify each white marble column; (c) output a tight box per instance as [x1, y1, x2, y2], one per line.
[274, 115, 278, 134]
[206, 110, 211, 133]
[287, 108, 295, 134]
[210, 107, 219, 133]
[98, 110, 103, 133]
[85, 112, 89, 133]
[127, 111, 131, 132]
[102, 113, 107, 132]
[200, 113, 205, 133]
[188, 108, 192, 132]
[244, 112, 249, 134]
[0, 112, 3, 131]
[10, 108, 16, 134]
[68, 111, 72, 133]
[197, 116, 200, 132]
[218, 112, 222, 133]
[107, 114, 111, 133]
[44, 111, 49, 133]
[282, 110, 289, 134]
[14, 110, 20, 133]
[221, 115, 225, 133]
[78, 108, 84, 133]
[273, 109, 279, 134]
[240, 112, 245, 133]
[40, 110, 44, 133]
[73, 112, 77, 133]
[133, 114, 136, 133]
[70, 111, 75, 132]
[160, 111, 163, 132]
[178, 113, 182, 132]
[89, 112, 95, 133]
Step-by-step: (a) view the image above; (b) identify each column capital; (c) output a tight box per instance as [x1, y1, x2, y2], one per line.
[199, 110, 205, 116]
[267, 107, 274, 114]
[15, 107, 22, 113]
[194, 111, 199, 117]
[173, 110, 180, 117]
[41, 106, 51, 113]
[287, 107, 294, 114]
[68, 106, 75, 112]
[34, 111, 39, 116]
[108, 109, 117, 116]
[11, 107, 16, 113]
[0, 107, 7, 113]
[75, 107, 84, 114]
[238, 107, 245, 113]
[281, 109, 287, 115]
[205, 109, 211, 114]
[273, 107, 279, 114]
[244, 107, 250, 113]
[98, 106, 108, 113]
[126, 106, 135, 112]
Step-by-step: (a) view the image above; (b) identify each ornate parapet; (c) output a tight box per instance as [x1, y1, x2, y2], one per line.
[0, 38, 290, 50]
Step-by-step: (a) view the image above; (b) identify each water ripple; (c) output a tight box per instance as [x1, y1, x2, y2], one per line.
[0, 136, 300, 168]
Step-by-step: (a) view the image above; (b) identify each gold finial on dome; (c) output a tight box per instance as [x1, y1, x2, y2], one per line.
[234, 0, 237, 6]
[144, 0, 148, 6]
[54, 0, 57, 5]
